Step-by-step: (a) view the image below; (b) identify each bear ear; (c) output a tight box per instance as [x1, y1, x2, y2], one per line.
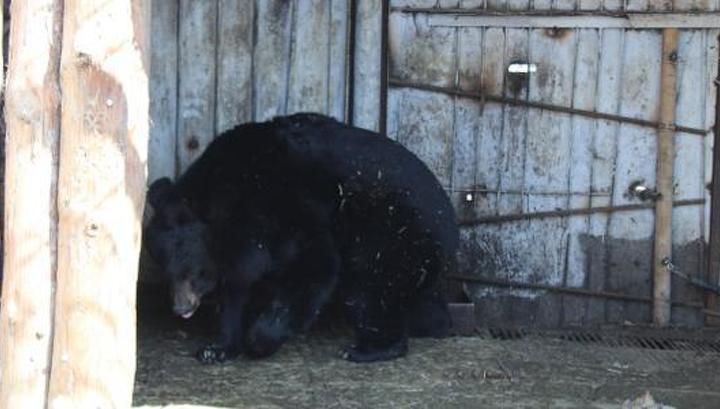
[147, 177, 175, 209]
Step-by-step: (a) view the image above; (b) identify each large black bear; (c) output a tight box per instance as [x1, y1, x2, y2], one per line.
[145, 113, 458, 363]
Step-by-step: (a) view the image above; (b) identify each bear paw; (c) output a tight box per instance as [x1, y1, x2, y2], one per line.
[340, 340, 408, 363]
[196, 344, 228, 364]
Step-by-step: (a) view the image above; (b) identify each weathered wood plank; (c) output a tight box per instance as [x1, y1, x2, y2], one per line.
[579, 0, 602, 11]
[387, 88, 404, 141]
[452, 26, 483, 217]
[288, 0, 330, 113]
[705, 28, 720, 320]
[469, 27, 505, 217]
[674, 0, 716, 11]
[704, 30, 719, 246]
[0, 1, 62, 406]
[587, 28, 624, 325]
[670, 30, 706, 326]
[628, 0, 652, 11]
[497, 28, 528, 215]
[486, 0, 508, 10]
[393, 88, 455, 187]
[353, 0, 382, 130]
[461, 0, 486, 8]
[254, 0, 293, 121]
[149, 0, 178, 182]
[216, 0, 254, 132]
[389, 12, 456, 88]
[47, 0, 150, 406]
[603, 0, 623, 13]
[532, 0, 553, 11]
[524, 28, 576, 213]
[328, 0, 349, 120]
[429, 13, 720, 28]
[607, 30, 662, 325]
[177, 0, 217, 172]
[563, 28, 600, 326]
[524, 27, 577, 327]
[555, 0, 577, 11]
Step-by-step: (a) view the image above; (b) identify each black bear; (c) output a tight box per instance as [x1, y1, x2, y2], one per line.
[144, 113, 458, 363]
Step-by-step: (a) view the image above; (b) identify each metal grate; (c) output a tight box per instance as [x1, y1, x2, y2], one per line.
[480, 327, 720, 354]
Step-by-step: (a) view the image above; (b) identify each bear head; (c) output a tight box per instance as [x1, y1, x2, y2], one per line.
[144, 177, 218, 319]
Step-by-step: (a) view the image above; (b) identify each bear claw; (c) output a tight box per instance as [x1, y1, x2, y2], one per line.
[196, 345, 227, 364]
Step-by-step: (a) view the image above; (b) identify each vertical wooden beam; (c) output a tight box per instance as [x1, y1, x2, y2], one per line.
[47, 0, 150, 407]
[149, 0, 178, 182]
[177, 0, 216, 172]
[706, 34, 720, 325]
[352, 0, 382, 131]
[378, 0, 389, 135]
[216, 0, 253, 133]
[1, 0, 4, 96]
[653, 28, 678, 327]
[0, 0, 63, 407]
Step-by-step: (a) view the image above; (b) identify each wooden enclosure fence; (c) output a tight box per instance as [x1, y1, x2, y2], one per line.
[0, 0, 150, 407]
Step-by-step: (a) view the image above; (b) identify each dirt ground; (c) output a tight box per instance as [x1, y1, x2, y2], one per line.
[132, 311, 720, 409]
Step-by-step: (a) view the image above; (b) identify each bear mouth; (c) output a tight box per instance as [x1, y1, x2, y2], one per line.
[174, 303, 199, 319]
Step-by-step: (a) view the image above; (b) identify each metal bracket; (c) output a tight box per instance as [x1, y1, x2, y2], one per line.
[662, 257, 720, 295]
[628, 181, 662, 202]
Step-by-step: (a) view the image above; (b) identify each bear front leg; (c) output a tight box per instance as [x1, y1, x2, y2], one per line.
[245, 244, 340, 358]
[342, 291, 409, 363]
[196, 288, 247, 364]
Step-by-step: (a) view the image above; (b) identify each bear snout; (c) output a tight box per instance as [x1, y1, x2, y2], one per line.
[172, 280, 200, 319]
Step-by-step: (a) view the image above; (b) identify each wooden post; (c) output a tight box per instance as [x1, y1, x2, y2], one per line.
[352, 0, 382, 131]
[46, 0, 150, 407]
[653, 28, 678, 327]
[706, 34, 720, 325]
[0, 0, 63, 407]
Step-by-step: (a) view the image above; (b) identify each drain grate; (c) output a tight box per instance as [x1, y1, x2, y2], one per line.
[487, 327, 528, 340]
[480, 327, 720, 354]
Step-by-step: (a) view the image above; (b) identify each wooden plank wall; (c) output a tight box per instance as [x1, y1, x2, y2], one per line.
[387, 0, 719, 327]
[143, 0, 349, 281]
[147, 0, 717, 328]
[148, 0, 350, 183]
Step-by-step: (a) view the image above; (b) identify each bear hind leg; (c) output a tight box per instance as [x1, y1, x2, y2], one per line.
[408, 288, 452, 338]
[342, 292, 409, 363]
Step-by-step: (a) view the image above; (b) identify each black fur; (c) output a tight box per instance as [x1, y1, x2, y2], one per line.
[145, 113, 458, 363]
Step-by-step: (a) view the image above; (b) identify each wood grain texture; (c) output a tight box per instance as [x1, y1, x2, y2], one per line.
[563, 29, 600, 326]
[254, 0, 293, 121]
[589, 28, 624, 325]
[0, 1, 63, 407]
[149, 0, 178, 181]
[288, 0, 330, 113]
[606, 30, 660, 324]
[353, 0, 382, 130]
[671, 30, 706, 325]
[328, 0, 350, 121]
[177, 0, 217, 173]
[216, 0, 254, 132]
[47, 0, 150, 407]
[653, 28, 678, 326]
